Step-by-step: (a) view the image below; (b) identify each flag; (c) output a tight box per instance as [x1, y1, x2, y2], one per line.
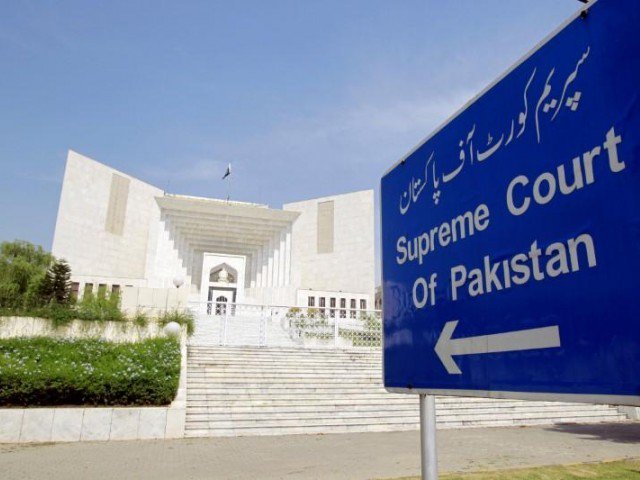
[222, 163, 231, 180]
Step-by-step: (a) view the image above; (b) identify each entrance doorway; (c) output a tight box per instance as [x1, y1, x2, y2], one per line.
[207, 286, 237, 315]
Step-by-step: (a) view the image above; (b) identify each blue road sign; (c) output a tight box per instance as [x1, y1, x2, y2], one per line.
[381, 0, 640, 406]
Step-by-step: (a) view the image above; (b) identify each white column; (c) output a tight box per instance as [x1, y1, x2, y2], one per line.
[272, 233, 280, 288]
[284, 226, 292, 286]
[277, 230, 285, 287]
[261, 243, 269, 287]
[256, 247, 264, 287]
[250, 251, 258, 288]
[267, 239, 274, 287]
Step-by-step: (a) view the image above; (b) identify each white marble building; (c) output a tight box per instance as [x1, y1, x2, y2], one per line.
[52, 151, 375, 310]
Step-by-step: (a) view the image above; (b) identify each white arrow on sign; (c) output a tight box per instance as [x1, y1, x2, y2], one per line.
[434, 320, 561, 374]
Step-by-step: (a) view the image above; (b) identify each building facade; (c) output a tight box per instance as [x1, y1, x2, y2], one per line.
[52, 151, 375, 310]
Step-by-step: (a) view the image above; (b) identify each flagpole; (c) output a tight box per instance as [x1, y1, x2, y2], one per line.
[222, 163, 232, 203]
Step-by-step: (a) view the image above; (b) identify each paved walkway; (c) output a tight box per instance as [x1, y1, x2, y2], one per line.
[1, 422, 639, 479]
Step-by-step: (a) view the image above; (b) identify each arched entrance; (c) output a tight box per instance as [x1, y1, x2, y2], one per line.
[206, 263, 238, 315]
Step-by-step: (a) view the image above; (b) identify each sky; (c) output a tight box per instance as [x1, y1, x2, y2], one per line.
[0, 0, 580, 263]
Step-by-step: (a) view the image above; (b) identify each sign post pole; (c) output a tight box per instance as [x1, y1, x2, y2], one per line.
[419, 394, 438, 480]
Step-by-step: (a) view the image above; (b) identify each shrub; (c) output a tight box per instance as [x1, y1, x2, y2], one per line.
[0, 337, 180, 407]
[131, 309, 149, 328]
[158, 309, 194, 336]
[76, 291, 124, 322]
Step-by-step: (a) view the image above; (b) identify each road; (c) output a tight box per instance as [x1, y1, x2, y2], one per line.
[1, 422, 639, 479]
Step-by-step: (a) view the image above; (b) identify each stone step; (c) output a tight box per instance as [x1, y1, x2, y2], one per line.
[186, 380, 387, 388]
[189, 345, 382, 357]
[186, 407, 623, 423]
[187, 376, 383, 383]
[185, 416, 620, 433]
[184, 403, 618, 415]
[185, 410, 626, 432]
[188, 359, 381, 366]
[186, 405, 417, 414]
[184, 345, 629, 437]
[186, 397, 416, 407]
[184, 398, 565, 408]
[187, 368, 382, 374]
[185, 415, 420, 430]
[188, 363, 381, 371]
[186, 393, 412, 401]
[184, 422, 419, 437]
[186, 387, 392, 395]
[187, 370, 382, 377]
[186, 415, 629, 438]
[187, 350, 380, 357]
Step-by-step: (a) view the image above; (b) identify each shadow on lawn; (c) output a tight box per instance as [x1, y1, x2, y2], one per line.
[545, 422, 640, 444]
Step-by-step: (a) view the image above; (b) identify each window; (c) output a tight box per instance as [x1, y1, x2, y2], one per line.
[360, 299, 367, 310]
[319, 297, 325, 307]
[98, 284, 107, 298]
[340, 298, 346, 318]
[350, 299, 356, 318]
[112, 285, 120, 295]
[330, 297, 336, 318]
[317, 201, 334, 253]
[308, 296, 315, 307]
[71, 282, 80, 300]
[83, 283, 93, 297]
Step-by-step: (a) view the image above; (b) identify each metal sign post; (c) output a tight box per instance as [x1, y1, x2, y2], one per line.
[382, 0, 640, 475]
[419, 394, 438, 480]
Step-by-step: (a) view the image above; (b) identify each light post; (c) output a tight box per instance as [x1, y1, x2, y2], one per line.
[173, 277, 184, 312]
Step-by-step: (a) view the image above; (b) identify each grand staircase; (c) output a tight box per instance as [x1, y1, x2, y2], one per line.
[184, 345, 628, 437]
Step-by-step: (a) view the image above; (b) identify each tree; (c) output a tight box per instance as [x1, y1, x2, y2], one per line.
[0, 241, 54, 308]
[48, 260, 72, 304]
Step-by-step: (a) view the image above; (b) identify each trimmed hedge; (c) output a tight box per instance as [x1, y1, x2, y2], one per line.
[0, 337, 180, 407]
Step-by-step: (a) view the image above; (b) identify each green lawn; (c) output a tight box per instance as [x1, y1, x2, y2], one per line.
[385, 459, 640, 480]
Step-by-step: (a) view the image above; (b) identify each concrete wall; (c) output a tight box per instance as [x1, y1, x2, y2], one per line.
[0, 406, 186, 443]
[120, 287, 191, 316]
[0, 316, 165, 342]
[284, 190, 375, 299]
[0, 317, 188, 443]
[51, 150, 163, 284]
